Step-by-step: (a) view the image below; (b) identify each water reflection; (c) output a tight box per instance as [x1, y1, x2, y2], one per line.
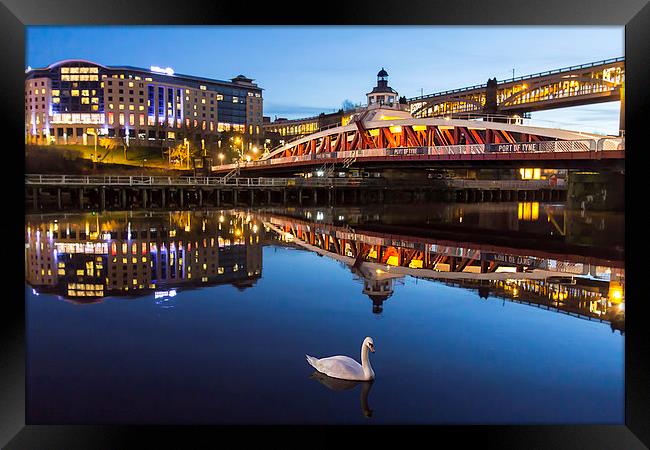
[310, 371, 375, 418]
[257, 205, 624, 332]
[25, 210, 263, 302]
[25, 203, 624, 332]
[24, 203, 625, 424]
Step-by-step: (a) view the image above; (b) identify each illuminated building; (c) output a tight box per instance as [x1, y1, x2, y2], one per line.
[25, 59, 264, 149]
[262, 111, 344, 147]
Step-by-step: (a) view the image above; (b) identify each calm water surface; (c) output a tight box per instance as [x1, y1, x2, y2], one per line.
[25, 202, 624, 424]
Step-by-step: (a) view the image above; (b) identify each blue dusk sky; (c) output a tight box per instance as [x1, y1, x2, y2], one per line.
[27, 26, 623, 135]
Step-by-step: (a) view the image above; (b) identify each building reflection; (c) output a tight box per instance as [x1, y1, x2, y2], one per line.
[259, 209, 624, 332]
[25, 211, 263, 302]
[26, 208, 625, 333]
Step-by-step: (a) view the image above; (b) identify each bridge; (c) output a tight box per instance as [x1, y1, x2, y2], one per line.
[215, 107, 624, 175]
[407, 57, 624, 121]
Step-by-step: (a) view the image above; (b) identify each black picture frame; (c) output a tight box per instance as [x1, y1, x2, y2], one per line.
[1, 0, 648, 447]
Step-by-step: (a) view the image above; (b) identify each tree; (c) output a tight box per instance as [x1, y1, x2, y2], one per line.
[341, 99, 355, 111]
[399, 96, 407, 104]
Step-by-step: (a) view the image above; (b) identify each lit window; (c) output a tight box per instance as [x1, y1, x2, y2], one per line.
[71, 90, 79, 96]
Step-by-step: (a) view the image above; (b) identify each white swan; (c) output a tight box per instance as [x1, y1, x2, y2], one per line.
[305, 337, 375, 381]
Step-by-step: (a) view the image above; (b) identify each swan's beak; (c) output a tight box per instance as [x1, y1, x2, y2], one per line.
[369, 346, 375, 353]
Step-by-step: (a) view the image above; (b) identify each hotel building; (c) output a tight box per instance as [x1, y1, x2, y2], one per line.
[25, 59, 264, 149]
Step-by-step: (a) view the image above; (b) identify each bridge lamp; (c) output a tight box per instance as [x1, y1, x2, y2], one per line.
[316, 170, 324, 177]
[252, 146, 258, 154]
[245, 155, 251, 162]
[218, 153, 224, 164]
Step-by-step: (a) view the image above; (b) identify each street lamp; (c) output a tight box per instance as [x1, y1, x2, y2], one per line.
[218, 153, 224, 165]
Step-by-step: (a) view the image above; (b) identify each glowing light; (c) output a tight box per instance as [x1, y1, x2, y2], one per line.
[154, 289, 177, 299]
[150, 66, 175, 75]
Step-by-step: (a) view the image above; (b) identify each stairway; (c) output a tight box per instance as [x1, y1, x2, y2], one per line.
[223, 164, 240, 182]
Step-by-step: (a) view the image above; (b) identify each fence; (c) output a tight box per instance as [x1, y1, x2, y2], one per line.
[216, 137, 623, 171]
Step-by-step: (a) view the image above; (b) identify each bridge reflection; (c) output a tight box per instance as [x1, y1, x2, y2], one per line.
[255, 203, 624, 332]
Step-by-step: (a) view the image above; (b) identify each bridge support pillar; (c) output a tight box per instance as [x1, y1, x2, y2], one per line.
[250, 190, 255, 206]
[267, 190, 272, 205]
[180, 188, 184, 208]
[283, 189, 287, 205]
[328, 189, 332, 205]
[216, 190, 220, 207]
[298, 189, 303, 205]
[198, 189, 203, 207]
[161, 189, 166, 208]
[121, 189, 127, 209]
[619, 83, 625, 135]
[100, 187, 106, 211]
[567, 171, 624, 211]
[233, 190, 238, 205]
[142, 189, 148, 209]
[340, 189, 344, 204]
[313, 189, 318, 205]
[57, 188, 62, 209]
[79, 188, 84, 210]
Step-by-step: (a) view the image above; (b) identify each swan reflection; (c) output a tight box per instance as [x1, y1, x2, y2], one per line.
[310, 371, 374, 418]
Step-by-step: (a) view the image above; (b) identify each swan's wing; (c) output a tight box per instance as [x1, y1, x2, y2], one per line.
[314, 356, 365, 380]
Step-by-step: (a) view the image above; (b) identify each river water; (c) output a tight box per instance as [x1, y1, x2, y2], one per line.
[25, 202, 624, 424]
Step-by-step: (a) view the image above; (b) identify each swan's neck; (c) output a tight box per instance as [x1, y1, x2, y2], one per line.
[360, 345, 375, 380]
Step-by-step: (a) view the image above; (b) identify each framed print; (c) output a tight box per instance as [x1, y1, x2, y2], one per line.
[1, 0, 649, 447]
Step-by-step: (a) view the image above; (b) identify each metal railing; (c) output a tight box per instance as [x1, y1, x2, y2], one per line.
[408, 57, 624, 102]
[213, 138, 623, 171]
[26, 174, 571, 191]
